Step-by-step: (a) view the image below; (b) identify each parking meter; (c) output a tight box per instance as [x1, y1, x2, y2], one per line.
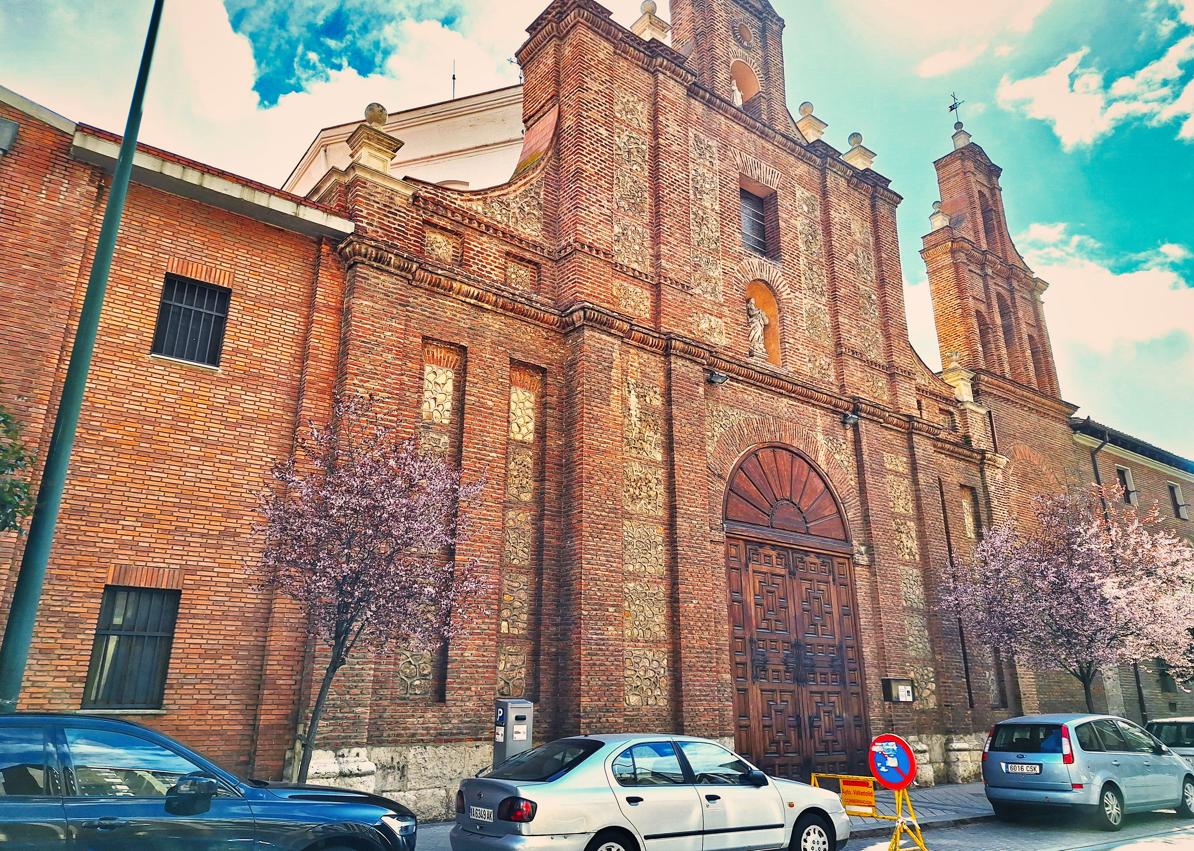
[493, 698, 534, 767]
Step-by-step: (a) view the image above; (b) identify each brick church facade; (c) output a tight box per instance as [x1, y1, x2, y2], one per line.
[1, 0, 1192, 818]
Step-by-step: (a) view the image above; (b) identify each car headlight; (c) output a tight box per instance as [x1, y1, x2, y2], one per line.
[381, 813, 417, 837]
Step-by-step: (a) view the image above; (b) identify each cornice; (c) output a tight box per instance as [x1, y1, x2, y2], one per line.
[973, 369, 1078, 417]
[1073, 433, 1194, 483]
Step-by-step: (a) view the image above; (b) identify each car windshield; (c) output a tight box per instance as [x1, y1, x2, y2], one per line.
[483, 739, 602, 782]
[1148, 722, 1194, 748]
[990, 723, 1063, 754]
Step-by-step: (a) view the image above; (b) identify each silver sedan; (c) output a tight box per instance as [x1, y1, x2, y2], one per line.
[449, 733, 850, 851]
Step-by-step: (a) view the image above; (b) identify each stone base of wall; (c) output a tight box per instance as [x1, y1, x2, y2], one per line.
[904, 731, 986, 786]
[294, 742, 493, 821]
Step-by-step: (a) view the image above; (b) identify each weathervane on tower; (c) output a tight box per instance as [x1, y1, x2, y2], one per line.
[949, 92, 966, 127]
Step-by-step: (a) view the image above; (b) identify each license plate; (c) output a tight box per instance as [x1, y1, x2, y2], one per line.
[1005, 763, 1041, 774]
[469, 805, 494, 822]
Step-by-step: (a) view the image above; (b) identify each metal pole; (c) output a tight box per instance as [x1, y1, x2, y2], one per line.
[0, 0, 166, 713]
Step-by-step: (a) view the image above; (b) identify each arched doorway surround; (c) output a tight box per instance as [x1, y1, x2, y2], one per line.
[724, 444, 867, 779]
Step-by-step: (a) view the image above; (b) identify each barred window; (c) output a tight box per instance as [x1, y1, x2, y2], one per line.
[740, 189, 768, 255]
[83, 587, 180, 710]
[151, 275, 231, 367]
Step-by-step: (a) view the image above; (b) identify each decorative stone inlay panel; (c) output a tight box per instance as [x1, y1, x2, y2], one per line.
[613, 220, 650, 272]
[860, 323, 883, 360]
[623, 521, 665, 575]
[497, 644, 528, 697]
[394, 649, 433, 699]
[804, 302, 831, 345]
[888, 477, 914, 516]
[505, 258, 537, 290]
[614, 90, 648, 130]
[614, 128, 649, 217]
[500, 573, 530, 635]
[507, 447, 534, 503]
[800, 256, 828, 302]
[624, 648, 668, 707]
[805, 352, 835, 383]
[424, 228, 459, 265]
[960, 495, 977, 540]
[909, 663, 939, 708]
[418, 426, 449, 455]
[900, 566, 927, 611]
[797, 217, 823, 257]
[421, 364, 454, 425]
[624, 582, 666, 641]
[692, 313, 727, 347]
[614, 280, 651, 319]
[624, 461, 664, 516]
[861, 371, 887, 403]
[504, 510, 533, 567]
[689, 253, 723, 300]
[884, 452, 910, 474]
[855, 245, 877, 287]
[905, 610, 933, 658]
[816, 432, 852, 478]
[624, 378, 663, 462]
[454, 181, 544, 238]
[894, 519, 919, 562]
[509, 387, 536, 443]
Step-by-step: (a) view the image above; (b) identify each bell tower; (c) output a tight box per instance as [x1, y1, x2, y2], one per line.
[669, 0, 790, 130]
[921, 122, 1061, 397]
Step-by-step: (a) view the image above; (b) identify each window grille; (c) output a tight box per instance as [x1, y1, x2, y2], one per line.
[151, 275, 231, 367]
[82, 586, 180, 710]
[740, 189, 768, 255]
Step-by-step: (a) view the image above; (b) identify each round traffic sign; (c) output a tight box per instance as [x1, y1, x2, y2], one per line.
[868, 733, 917, 791]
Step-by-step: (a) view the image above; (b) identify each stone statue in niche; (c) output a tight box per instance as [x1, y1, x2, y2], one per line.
[746, 298, 768, 359]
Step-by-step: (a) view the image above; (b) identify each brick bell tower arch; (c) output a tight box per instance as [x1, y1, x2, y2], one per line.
[723, 444, 868, 779]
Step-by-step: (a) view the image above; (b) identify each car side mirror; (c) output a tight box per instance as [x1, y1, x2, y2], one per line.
[1155, 743, 1170, 756]
[166, 773, 219, 815]
[742, 769, 768, 787]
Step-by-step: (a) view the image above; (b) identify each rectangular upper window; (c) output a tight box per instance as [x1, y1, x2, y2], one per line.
[740, 188, 769, 255]
[1170, 483, 1189, 520]
[151, 275, 231, 367]
[83, 586, 180, 710]
[1115, 466, 1137, 506]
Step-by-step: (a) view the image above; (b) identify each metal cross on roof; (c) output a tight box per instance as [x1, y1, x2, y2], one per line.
[948, 92, 966, 123]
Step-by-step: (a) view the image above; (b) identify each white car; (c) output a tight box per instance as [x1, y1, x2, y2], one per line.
[450, 733, 850, 850]
[1147, 717, 1194, 767]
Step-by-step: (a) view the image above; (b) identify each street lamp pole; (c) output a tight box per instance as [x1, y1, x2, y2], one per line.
[0, 0, 167, 712]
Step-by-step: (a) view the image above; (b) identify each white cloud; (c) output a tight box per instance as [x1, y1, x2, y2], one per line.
[999, 35, 1194, 148]
[994, 44, 1016, 58]
[917, 42, 989, 78]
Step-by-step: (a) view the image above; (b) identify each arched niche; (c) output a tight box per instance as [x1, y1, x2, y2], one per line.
[730, 60, 761, 106]
[745, 280, 781, 366]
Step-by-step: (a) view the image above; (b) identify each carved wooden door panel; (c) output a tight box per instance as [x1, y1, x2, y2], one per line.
[728, 539, 866, 780]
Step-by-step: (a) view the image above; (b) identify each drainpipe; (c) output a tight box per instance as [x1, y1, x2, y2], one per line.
[1084, 418, 1149, 723]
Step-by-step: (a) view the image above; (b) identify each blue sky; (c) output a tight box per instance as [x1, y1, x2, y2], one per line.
[1, 0, 1191, 455]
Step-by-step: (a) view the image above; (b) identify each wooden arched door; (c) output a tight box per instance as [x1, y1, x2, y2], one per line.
[724, 445, 866, 779]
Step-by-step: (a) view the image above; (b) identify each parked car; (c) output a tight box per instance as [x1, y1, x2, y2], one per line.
[0, 713, 417, 850]
[1146, 717, 1194, 766]
[450, 733, 850, 851]
[982, 713, 1194, 830]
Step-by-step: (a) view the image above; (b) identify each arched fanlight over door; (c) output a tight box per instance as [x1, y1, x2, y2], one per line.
[725, 445, 847, 541]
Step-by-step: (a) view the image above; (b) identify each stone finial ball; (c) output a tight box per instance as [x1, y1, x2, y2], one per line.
[365, 102, 388, 128]
[848, 131, 863, 147]
[798, 101, 814, 117]
[954, 120, 964, 131]
[932, 201, 943, 212]
[641, 0, 657, 15]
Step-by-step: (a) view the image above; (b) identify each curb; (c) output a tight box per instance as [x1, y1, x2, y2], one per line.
[850, 813, 995, 839]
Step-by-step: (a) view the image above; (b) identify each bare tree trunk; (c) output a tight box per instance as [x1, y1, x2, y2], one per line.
[297, 650, 343, 784]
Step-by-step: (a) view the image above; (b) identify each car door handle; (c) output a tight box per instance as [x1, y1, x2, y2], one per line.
[705, 794, 722, 803]
[626, 796, 644, 805]
[82, 817, 130, 831]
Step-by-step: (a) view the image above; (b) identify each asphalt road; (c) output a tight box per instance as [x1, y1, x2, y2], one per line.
[422, 810, 1194, 851]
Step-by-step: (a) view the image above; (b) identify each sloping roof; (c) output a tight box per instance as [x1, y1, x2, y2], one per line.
[1070, 416, 1194, 475]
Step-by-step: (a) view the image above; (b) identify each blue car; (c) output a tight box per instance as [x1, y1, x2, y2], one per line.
[0, 713, 417, 850]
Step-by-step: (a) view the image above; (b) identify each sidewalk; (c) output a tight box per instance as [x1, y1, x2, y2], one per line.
[850, 782, 993, 838]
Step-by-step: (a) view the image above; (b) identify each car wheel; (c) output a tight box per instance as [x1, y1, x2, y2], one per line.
[990, 801, 1017, 821]
[585, 829, 638, 851]
[1093, 784, 1124, 832]
[791, 812, 834, 851]
[1178, 777, 1194, 818]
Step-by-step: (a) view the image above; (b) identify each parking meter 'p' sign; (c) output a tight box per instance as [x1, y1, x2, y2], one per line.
[868, 733, 917, 791]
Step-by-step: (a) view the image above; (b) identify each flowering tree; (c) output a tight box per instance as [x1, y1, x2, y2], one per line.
[259, 393, 482, 782]
[0, 400, 34, 534]
[940, 485, 1194, 713]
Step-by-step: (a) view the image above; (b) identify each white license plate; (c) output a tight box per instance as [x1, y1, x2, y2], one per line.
[1006, 763, 1041, 774]
[469, 805, 494, 823]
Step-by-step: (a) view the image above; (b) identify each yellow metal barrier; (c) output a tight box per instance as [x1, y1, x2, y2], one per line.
[811, 773, 928, 851]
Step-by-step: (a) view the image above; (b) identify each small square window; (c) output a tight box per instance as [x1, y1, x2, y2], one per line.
[151, 275, 231, 367]
[1170, 483, 1190, 520]
[83, 586, 180, 710]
